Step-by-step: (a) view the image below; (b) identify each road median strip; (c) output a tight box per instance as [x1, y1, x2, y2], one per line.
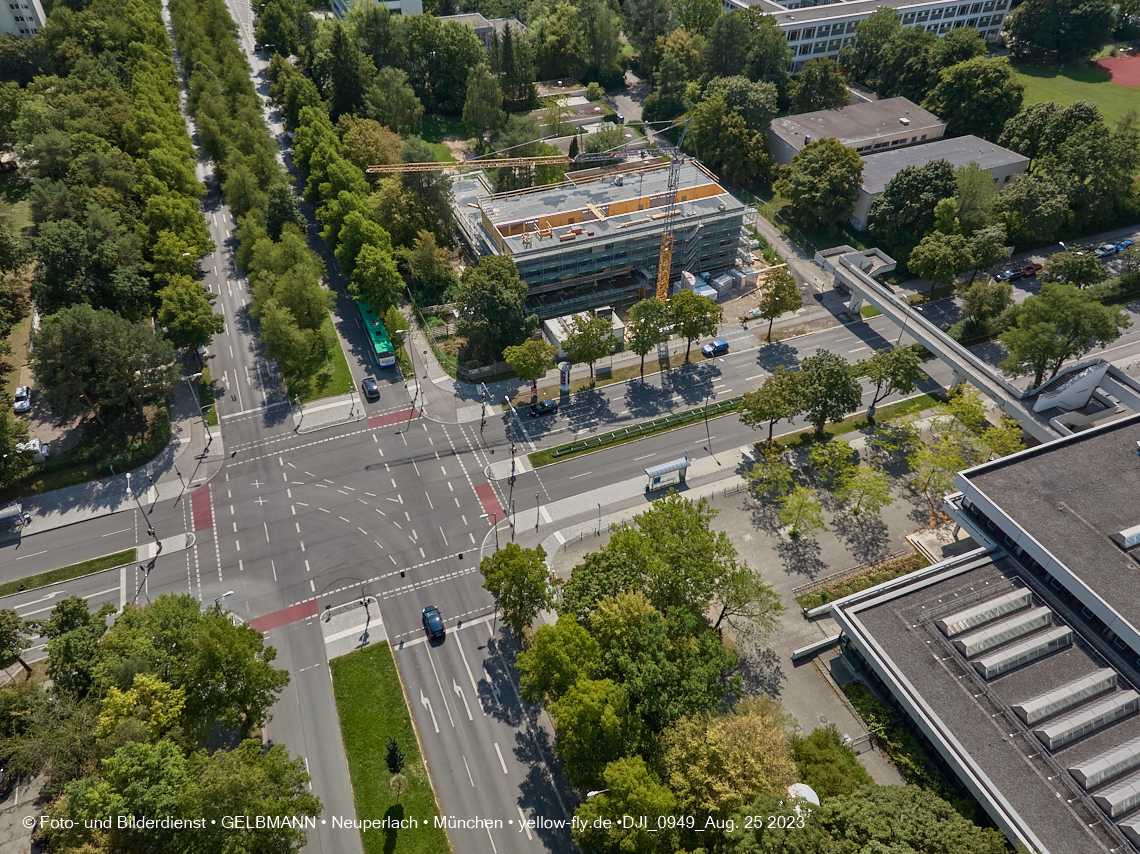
[0, 548, 138, 598]
[529, 396, 745, 467]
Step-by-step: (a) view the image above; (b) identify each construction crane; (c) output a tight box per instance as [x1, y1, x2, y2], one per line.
[653, 119, 690, 303]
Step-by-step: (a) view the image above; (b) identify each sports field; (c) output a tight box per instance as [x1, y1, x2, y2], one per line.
[1012, 55, 1140, 130]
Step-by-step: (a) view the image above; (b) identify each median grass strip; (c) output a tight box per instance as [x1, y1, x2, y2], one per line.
[0, 548, 137, 598]
[330, 643, 446, 854]
[529, 396, 745, 467]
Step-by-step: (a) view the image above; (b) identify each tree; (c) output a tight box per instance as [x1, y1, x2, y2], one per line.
[262, 185, 304, 242]
[573, 757, 678, 854]
[349, 243, 403, 316]
[775, 137, 863, 232]
[998, 101, 1064, 168]
[1043, 250, 1108, 288]
[673, 0, 721, 34]
[368, 67, 424, 134]
[799, 349, 863, 434]
[741, 366, 802, 444]
[704, 12, 752, 79]
[788, 57, 850, 114]
[838, 8, 902, 88]
[455, 256, 536, 362]
[867, 159, 957, 251]
[808, 438, 857, 486]
[579, 0, 623, 81]
[907, 230, 973, 295]
[463, 63, 504, 141]
[32, 305, 178, 427]
[835, 464, 894, 515]
[623, 0, 674, 70]
[157, 277, 224, 357]
[999, 282, 1130, 386]
[383, 305, 409, 348]
[967, 224, 1011, 283]
[703, 76, 779, 130]
[625, 298, 669, 376]
[1005, 0, 1115, 62]
[778, 485, 827, 538]
[503, 339, 557, 388]
[529, 2, 587, 79]
[516, 615, 602, 704]
[908, 432, 970, 517]
[711, 562, 784, 640]
[658, 27, 708, 80]
[791, 725, 875, 799]
[955, 162, 998, 235]
[0, 608, 30, 667]
[755, 268, 802, 342]
[747, 446, 795, 498]
[327, 22, 376, 121]
[550, 678, 638, 788]
[661, 698, 798, 825]
[991, 173, 1068, 247]
[933, 197, 959, 236]
[923, 57, 1025, 141]
[669, 289, 722, 362]
[740, 10, 793, 94]
[689, 93, 773, 182]
[479, 542, 554, 638]
[385, 736, 405, 776]
[255, 0, 299, 55]
[407, 231, 458, 305]
[337, 115, 402, 173]
[863, 345, 923, 411]
[562, 314, 615, 381]
[0, 409, 32, 491]
[962, 278, 1013, 328]
[878, 25, 939, 102]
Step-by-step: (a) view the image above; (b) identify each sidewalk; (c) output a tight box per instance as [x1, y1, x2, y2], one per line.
[18, 366, 225, 536]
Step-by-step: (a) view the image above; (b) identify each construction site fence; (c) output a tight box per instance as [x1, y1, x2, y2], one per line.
[550, 395, 745, 459]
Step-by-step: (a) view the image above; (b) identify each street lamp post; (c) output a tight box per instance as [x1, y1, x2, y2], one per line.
[126, 473, 157, 540]
[214, 590, 234, 610]
[703, 394, 712, 454]
[597, 502, 602, 536]
[535, 492, 541, 530]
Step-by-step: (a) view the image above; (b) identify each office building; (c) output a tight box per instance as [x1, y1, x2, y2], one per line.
[769, 96, 946, 165]
[724, 0, 1012, 72]
[1, 0, 43, 36]
[451, 160, 746, 313]
[851, 134, 1027, 229]
[330, 0, 422, 21]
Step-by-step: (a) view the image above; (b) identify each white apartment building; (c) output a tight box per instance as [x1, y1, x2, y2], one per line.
[1, 0, 44, 37]
[724, 0, 1012, 71]
[330, 0, 422, 21]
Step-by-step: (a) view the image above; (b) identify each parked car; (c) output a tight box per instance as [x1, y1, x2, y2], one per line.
[1094, 244, 1117, 258]
[701, 339, 729, 358]
[1117, 239, 1135, 251]
[361, 377, 380, 401]
[1021, 262, 1043, 278]
[13, 386, 30, 414]
[529, 400, 559, 417]
[422, 605, 445, 639]
[994, 269, 1023, 282]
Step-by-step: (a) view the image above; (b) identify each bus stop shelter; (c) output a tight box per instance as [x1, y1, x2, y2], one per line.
[645, 454, 691, 492]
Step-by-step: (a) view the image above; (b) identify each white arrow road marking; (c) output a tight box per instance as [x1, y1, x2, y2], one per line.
[419, 690, 439, 733]
[453, 680, 473, 720]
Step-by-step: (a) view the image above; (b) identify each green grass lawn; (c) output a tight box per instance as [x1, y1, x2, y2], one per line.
[330, 643, 447, 854]
[1012, 59, 1139, 130]
[423, 142, 456, 163]
[286, 320, 355, 403]
[0, 548, 137, 597]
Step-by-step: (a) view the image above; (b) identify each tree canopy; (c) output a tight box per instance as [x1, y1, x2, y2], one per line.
[775, 138, 863, 233]
[454, 256, 537, 362]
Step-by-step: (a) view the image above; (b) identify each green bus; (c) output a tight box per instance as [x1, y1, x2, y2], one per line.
[357, 302, 397, 367]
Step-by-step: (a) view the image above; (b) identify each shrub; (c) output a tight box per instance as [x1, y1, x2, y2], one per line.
[586, 81, 604, 100]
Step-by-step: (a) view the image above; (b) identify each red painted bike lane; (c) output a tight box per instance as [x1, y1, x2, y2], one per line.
[191, 485, 213, 531]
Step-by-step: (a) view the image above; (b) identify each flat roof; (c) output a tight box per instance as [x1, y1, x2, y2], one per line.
[861, 135, 1028, 195]
[474, 162, 745, 257]
[770, 97, 944, 150]
[766, 0, 980, 26]
[842, 555, 1138, 853]
[963, 414, 1140, 637]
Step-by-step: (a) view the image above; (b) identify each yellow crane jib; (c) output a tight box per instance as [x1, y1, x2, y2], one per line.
[366, 155, 573, 174]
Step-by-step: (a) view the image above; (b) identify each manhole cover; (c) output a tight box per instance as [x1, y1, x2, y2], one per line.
[794, 724, 802, 732]
[819, 716, 828, 724]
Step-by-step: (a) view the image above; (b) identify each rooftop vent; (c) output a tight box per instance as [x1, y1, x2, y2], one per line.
[900, 117, 910, 125]
[1112, 523, 1140, 550]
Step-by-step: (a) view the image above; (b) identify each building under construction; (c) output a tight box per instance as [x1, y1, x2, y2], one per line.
[451, 158, 747, 316]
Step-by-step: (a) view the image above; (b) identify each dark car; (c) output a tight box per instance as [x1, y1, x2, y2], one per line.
[529, 400, 559, 417]
[701, 339, 729, 358]
[1021, 262, 1043, 278]
[422, 605, 445, 638]
[361, 377, 380, 401]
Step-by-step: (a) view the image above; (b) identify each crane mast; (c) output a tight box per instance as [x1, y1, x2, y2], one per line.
[653, 121, 690, 303]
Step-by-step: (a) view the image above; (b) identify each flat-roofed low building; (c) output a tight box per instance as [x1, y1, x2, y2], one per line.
[829, 412, 1140, 854]
[769, 97, 946, 166]
[438, 12, 527, 49]
[851, 134, 1028, 229]
[330, 0, 422, 19]
[451, 160, 746, 315]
